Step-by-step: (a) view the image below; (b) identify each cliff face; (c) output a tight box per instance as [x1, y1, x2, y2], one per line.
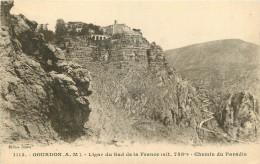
[215, 92, 259, 140]
[66, 34, 150, 67]
[1, 1, 91, 143]
[64, 33, 208, 144]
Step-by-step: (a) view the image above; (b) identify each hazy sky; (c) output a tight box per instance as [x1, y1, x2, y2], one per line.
[11, 1, 260, 50]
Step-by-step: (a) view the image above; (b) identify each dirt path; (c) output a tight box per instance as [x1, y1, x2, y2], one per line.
[198, 97, 247, 143]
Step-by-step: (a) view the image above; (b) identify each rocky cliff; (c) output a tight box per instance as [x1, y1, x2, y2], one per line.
[215, 92, 259, 141]
[63, 31, 223, 144]
[1, 1, 91, 143]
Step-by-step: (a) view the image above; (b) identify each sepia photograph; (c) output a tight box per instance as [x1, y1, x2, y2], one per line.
[1, 0, 260, 163]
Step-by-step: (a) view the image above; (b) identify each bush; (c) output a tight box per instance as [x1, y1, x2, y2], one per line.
[55, 19, 67, 43]
[38, 29, 55, 42]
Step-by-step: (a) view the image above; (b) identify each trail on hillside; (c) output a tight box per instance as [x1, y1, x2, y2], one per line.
[198, 94, 247, 143]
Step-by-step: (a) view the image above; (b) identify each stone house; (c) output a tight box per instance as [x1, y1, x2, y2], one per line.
[76, 27, 82, 32]
[102, 20, 140, 36]
[91, 34, 109, 41]
[88, 29, 95, 34]
[65, 21, 85, 32]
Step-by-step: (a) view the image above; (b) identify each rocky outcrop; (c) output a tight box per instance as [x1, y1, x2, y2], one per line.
[1, 0, 13, 27]
[66, 34, 150, 67]
[215, 92, 259, 140]
[1, 1, 91, 143]
[147, 42, 166, 68]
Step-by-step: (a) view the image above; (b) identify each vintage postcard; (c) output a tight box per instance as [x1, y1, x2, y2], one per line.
[1, 0, 260, 164]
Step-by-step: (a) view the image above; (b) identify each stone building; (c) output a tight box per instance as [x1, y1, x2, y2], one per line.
[91, 34, 109, 41]
[76, 27, 82, 32]
[88, 29, 95, 34]
[65, 21, 85, 32]
[102, 20, 141, 36]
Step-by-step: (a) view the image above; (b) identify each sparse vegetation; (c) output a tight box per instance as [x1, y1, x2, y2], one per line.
[38, 25, 55, 42]
[55, 19, 67, 43]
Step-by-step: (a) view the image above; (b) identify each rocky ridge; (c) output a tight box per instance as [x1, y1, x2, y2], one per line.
[1, 1, 91, 143]
[214, 92, 259, 141]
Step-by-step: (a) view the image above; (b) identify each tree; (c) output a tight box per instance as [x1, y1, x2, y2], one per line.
[55, 19, 67, 43]
[79, 23, 103, 36]
[80, 24, 89, 36]
[38, 24, 55, 42]
[68, 27, 78, 37]
[38, 24, 44, 31]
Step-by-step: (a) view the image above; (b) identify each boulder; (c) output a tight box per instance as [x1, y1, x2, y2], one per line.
[1, 30, 9, 37]
[217, 92, 259, 139]
[11, 15, 31, 36]
[47, 44, 56, 53]
[54, 48, 65, 60]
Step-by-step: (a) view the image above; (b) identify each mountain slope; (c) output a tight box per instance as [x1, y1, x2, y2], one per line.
[165, 39, 260, 141]
[165, 39, 260, 97]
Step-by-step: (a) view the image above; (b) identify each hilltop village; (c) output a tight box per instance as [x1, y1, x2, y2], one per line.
[66, 20, 142, 39]
[49, 19, 159, 67]
[39, 20, 142, 40]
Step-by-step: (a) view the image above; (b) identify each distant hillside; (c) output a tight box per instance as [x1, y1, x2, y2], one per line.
[165, 39, 260, 97]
